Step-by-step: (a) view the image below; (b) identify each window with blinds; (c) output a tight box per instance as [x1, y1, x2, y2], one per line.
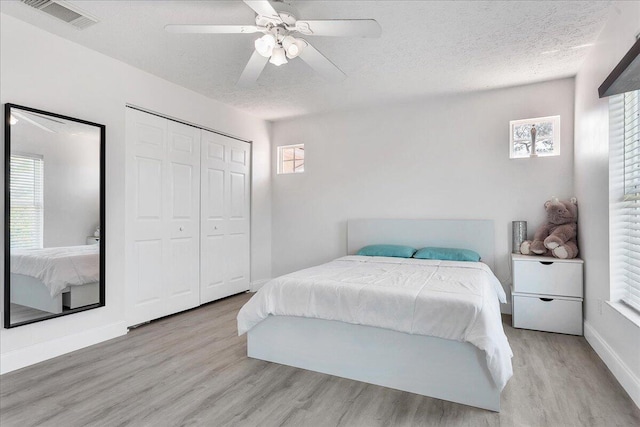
[10, 154, 44, 249]
[612, 90, 640, 312]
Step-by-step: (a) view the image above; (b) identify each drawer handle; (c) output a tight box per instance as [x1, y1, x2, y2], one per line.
[539, 261, 554, 265]
[539, 298, 554, 302]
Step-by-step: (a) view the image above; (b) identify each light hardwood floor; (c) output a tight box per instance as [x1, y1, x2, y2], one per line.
[1, 292, 639, 427]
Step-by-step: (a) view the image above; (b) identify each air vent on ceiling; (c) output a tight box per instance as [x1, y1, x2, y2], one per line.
[20, 0, 98, 30]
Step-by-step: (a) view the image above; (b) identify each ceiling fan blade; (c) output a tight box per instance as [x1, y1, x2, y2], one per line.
[243, 0, 282, 23]
[165, 24, 261, 34]
[26, 112, 66, 124]
[237, 50, 269, 87]
[294, 19, 382, 38]
[13, 111, 56, 133]
[298, 40, 346, 82]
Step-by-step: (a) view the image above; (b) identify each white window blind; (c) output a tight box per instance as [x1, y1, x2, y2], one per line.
[611, 90, 640, 312]
[10, 154, 44, 249]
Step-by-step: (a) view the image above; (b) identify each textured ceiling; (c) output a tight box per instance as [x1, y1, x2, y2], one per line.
[0, 1, 612, 120]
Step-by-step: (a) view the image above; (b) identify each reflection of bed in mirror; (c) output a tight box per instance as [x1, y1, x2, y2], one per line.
[5, 103, 105, 328]
[10, 245, 100, 314]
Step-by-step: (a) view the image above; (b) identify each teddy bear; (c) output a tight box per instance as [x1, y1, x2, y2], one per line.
[520, 197, 579, 259]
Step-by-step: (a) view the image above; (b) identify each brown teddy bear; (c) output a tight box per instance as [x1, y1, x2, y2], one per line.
[520, 197, 579, 259]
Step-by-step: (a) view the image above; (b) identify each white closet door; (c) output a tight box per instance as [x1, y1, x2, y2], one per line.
[126, 109, 200, 326]
[165, 121, 201, 314]
[200, 130, 251, 303]
[126, 109, 167, 325]
[226, 138, 251, 290]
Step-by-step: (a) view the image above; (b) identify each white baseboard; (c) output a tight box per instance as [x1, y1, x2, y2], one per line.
[0, 321, 128, 375]
[250, 279, 270, 292]
[584, 321, 640, 409]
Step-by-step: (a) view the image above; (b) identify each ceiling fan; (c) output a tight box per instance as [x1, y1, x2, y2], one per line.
[165, 0, 382, 86]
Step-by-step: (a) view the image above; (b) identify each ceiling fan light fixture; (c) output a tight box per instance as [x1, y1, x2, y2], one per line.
[282, 36, 304, 59]
[269, 47, 288, 66]
[255, 34, 276, 57]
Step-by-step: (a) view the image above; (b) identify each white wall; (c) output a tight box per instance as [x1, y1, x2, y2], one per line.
[0, 13, 272, 373]
[574, 1, 640, 407]
[12, 122, 100, 247]
[271, 78, 576, 309]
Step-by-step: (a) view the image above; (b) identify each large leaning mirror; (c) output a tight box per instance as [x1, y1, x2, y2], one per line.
[4, 104, 105, 328]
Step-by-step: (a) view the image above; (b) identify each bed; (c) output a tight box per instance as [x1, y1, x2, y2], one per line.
[237, 219, 512, 411]
[10, 245, 101, 314]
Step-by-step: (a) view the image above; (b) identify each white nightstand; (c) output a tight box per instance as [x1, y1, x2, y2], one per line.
[511, 254, 584, 335]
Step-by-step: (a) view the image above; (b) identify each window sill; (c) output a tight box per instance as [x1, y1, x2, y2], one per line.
[606, 301, 640, 328]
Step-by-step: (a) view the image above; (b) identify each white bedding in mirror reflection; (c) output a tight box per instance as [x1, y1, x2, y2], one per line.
[10, 247, 101, 322]
[11, 245, 100, 296]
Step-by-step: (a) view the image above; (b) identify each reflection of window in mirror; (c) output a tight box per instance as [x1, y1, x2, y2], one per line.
[9, 154, 44, 249]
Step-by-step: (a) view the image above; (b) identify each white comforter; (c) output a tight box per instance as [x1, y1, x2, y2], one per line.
[237, 256, 513, 390]
[11, 245, 100, 297]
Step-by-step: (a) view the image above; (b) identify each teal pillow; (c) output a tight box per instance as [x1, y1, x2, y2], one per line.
[357, 244, 417, 258]
[413, 247, 480, 262]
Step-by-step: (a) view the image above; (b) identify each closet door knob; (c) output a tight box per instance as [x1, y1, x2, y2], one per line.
[179, 226, 184, 231]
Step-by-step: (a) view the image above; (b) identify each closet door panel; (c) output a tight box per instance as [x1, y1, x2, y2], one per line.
[200, 131, 251, 303]
[170, 163, 194, 218]
[201, 235, 228, 302]
[206, 139, 225, 162]
[131, 116, 165, 157]
[229, 172, 247, 220]
[126, 109, 168, 325]
[226, 140, 251, 288]
[201, 133, 227, 241]
[165, 121, 201, 315]
[131, 115, 164, 235]
[200, 130, 229, 303]
[204, 168, 225, 227]
[132, 239, 164, 308]
[135, 158, 162, 220]
[229, 145, 248, 167]
[227, 233, 248, 282]
[132, 157, 163, 240]
[201, 163, 226, 300]
[168, 237, 198, 294]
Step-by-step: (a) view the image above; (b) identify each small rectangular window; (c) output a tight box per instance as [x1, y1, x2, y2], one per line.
[10, 153, 44, 249]
[509, 115, 561, 158]
[277, 144, 304, 174]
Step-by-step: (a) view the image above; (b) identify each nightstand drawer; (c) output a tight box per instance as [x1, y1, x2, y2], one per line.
[512, 294, 582, 335]
[512, 259, 583, 297]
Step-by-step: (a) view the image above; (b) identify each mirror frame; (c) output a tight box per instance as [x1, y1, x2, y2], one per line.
[4, 103, 106, 328]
